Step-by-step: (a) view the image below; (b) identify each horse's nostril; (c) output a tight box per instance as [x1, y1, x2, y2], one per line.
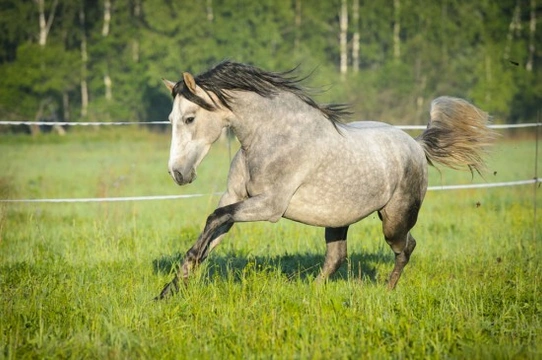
[173, 170, 183, 184]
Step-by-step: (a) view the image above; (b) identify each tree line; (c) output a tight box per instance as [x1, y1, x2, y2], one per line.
[0, 0, 540, 133]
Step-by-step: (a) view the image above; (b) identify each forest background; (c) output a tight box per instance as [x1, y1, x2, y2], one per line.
[0, 0, 540, 130]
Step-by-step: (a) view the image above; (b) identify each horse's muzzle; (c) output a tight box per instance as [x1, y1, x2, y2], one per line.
[169, 168, 196, 186]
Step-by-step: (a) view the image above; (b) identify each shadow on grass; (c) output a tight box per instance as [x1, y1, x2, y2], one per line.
[152, 250, 394, 284]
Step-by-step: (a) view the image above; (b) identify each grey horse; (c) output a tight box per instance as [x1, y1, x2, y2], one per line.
[157, 61, 495, 299]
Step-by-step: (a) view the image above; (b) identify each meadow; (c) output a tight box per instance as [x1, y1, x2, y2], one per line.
[0, 127, 540, 359]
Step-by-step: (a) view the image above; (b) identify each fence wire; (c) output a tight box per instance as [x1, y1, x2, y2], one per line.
[1, 121, 540, 203]
[0, 121, 540, 130]
[0, 179, 540, 203]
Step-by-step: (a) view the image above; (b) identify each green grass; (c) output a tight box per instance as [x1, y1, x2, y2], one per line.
[1, 128, 541, 359]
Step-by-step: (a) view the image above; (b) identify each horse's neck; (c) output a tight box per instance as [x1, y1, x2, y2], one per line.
[229, 92, 333, 149]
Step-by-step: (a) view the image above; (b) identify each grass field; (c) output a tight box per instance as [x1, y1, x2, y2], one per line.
[1, 128, 541, 359]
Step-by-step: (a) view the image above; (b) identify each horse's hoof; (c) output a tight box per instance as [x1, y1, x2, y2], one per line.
[154, 280, 179, 300]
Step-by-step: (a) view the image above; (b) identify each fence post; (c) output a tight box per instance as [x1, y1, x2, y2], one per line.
[534, 115, 540, 243]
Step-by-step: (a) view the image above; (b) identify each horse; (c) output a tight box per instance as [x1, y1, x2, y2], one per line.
[157, 60, 495, 299]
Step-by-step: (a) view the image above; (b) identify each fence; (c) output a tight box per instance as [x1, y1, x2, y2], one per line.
[0, 120, 540, 204]
[0, 120, 539, 129]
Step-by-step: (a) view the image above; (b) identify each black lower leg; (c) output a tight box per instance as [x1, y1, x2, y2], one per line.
[318, 226, 349, 281]
[156, 250, 197, 300]
[156, 238, 211, 300]
[387, 233, 416, 290]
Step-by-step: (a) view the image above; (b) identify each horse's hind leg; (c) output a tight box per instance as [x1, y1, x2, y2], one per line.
[317, 226, 349, 282]
[379, 200, 420, 289]
[387, 233, 417, 290]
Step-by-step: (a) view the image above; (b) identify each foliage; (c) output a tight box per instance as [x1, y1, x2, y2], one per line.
[0, 0, 540, 124]
[0, 130, 541, 358]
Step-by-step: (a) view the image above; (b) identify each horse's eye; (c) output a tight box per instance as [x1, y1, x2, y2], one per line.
[185, 116, 195, 125]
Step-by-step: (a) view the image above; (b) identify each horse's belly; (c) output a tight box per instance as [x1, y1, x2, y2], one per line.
[283, 183, 389, 228]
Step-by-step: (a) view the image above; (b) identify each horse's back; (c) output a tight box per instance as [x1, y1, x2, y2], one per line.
[341, 121, 426, 165]
[341, 120, 393, 130]
[342, 120, 414, 142]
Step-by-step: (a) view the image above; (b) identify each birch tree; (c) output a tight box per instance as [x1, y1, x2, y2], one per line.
[79, 0, 88, 118]
[393, 0, 401, 60]
[339, 0, 348, 75]
[206, 0, 214, 22]
[294, 0, 302, 54]
[503, 1, 521, 62]
[132, 0, 141, 62]
[103, 0, 112, 102]
[36, 0, 58, 46]
[34, 0, 65, 134]
[352, 0, 359, 72]
[526, 0, 536, 72]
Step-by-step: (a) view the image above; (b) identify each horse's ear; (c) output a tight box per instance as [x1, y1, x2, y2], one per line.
[183, 72, 197, 94]
[162, 78, 175, 93]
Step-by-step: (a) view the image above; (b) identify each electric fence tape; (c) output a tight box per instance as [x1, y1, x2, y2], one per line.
[1, 121, 539, 203]
[1, 179, 539, 203]
[0, 121, 540, 129]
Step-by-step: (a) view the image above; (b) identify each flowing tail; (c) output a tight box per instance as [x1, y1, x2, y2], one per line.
[416, 96, 498, 174]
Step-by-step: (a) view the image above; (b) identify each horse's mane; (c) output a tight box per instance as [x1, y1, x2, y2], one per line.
[172, 61, 350, 126]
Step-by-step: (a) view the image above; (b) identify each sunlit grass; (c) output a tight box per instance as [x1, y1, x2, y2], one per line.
[0, 129, 540, 358]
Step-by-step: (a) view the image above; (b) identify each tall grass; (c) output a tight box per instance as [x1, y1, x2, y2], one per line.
[1, 128, 540, 359]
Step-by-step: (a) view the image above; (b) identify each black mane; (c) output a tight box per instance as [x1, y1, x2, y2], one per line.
[171, 61, 350, 125]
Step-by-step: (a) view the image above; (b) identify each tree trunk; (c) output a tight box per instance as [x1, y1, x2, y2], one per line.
[30, 104, 42, 136]
[485, 53, 492, 104]
[132, 0, 141, 62]
[441, 2, 448, 67]
[37, 0, 47, 46]
[339, 0, 348, 75]
[132, 39, 139, 63]
[35, 0, 59, 135]
[206, 0, 214, 22]
[294, 0, 302, 54]
[52, 123, 66, 135]
[526, 0, 536, 71]
[103, 0, 112, 103]
[104, 71, 112, 101]
[63, 91, 70, 123]
[36, 0, 58, 46]
[102, 0, 111, 36]
[80, 1, 88, 118]
[352, 0, 359, 72]
[504, 1, 521, 61]
[393, 0, 401, 60]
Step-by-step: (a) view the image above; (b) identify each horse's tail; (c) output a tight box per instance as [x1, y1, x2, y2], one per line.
[416, 96, 497, 174]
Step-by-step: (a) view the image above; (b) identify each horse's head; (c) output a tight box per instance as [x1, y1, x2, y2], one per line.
[163, 72, 230, 186]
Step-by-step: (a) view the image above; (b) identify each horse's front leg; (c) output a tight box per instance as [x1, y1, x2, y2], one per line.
[182, 212, 235, 279]
[186, 193, 288, 268]
[158, 193, 290, 299]
[178, 199, 272, 276]
[156, 213, 233, 300]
